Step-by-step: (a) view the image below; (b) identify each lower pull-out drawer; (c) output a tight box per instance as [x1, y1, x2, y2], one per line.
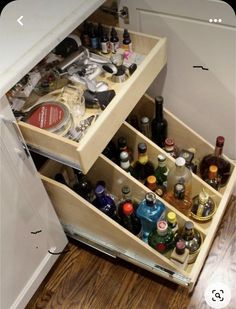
[16, 26, 166, 174]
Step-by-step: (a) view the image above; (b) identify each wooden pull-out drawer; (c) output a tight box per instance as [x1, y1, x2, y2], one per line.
[18, 27, 167, 173]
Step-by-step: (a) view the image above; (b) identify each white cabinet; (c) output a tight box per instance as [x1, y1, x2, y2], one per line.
[0, 96, 67, 309]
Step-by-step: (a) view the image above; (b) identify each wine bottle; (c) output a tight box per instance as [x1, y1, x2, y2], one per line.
[200, 136, 231, 186]
[151, 96, 168, 147]
[133, 143, 155, 182]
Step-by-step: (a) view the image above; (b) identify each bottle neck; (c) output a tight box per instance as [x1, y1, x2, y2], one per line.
[175, 165, 185, 175]
[155, 103, 163, 121]
[214, 145, 223, 157]
[138, 152, 148, 165]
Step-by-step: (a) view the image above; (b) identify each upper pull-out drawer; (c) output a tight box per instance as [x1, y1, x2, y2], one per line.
[17, 28, 166, 173]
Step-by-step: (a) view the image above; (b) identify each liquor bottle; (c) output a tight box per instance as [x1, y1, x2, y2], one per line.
[145, 175, 166, 198]
[181, 221, 202, 262]
[179, 149, 196, 173]
[165, 157, 192, 216]
[187, 147, 198, 174]
[127, 114, 140, 131]
[117, 185, 133, 218]
[97, 23, 104, 50]
[199, 136, 231, 186]
[191, 190, 216, 220]
[101, 31, 110, 54]
[117, 136, 133, 163]
[89, 25, 99, 49]
[119, 151, 135, 176]
[164, 137, 178, 158]
[133, 143, 155, 182]
[170, 240, 189, 270]
[155, 154, 169, 187]
[205, 165, 220, 190]
[140, 116, 152, 139]
[92, 185, 118, 221]
[73, 169, 95, 202]
[102, 141, 118, 164]
[120, 202, 142, 236]
[123, 29, 132, 52]
[81, 21, 90, 47]
[151, 96, 168, 148]
[148, 220, 174, 254]
[136, 192, 166, 242]
[110, 27, 119, 53]
[167, 211, 179, 235]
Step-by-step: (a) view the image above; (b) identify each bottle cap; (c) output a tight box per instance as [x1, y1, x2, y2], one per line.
[179, 150, 194, 164]
[165, 137, 175, 147]
[157, 154, 166, 162]
[138, 142, 147, 153]
[141, 116, 150, 124]
[175, 157, 186, 167]
[167, 212, 177, 224]
[216, 136, 225, 147]
[176, 240, 186, 255]
[147, 175, 156, 184]
[184, 221, 194, 231]
[122, 185, 130, 195]
[145, 192, 156, 205]
[157, 220, 168, 236]
[95, 185, 105, 195]
[199, 190, 209, 204]
[118, 136, 127, 148]
[123, 202, 134, 216]
[209, 165, 218, 174]
[120, 151, 129, 161]
[155, 96, 163, 105]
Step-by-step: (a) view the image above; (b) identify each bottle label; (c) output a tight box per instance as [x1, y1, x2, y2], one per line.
[156, 242, 166, 253]
[138, 154, 148, 165]
[101, 41, 109, 54]
[121, 161, 130, 170]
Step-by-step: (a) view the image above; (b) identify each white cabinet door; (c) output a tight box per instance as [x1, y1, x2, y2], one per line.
[119, 0, 236, 159]
[0, 96, 68, 309]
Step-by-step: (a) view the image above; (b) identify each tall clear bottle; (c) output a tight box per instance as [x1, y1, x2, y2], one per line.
[165, 157, 192, 216]
[200, 136, 231, 186]
[136, 192, 166, 242]
[151, 96, 168, 147]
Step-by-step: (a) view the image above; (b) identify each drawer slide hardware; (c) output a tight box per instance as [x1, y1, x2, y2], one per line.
[64, 225, 191, 286]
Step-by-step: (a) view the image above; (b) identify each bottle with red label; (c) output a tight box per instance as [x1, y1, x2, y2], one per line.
[148, 220, 174, 254]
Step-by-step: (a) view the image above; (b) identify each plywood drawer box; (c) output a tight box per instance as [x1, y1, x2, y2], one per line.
[17, 27, 166, 174]
[39, 94, 236, 290]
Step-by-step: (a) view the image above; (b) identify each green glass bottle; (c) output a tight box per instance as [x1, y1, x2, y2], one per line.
[155, 154, 169, 187]
[148, 220, 174, 254]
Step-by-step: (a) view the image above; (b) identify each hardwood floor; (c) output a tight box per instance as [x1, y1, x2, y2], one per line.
[26, 195, 236, 309]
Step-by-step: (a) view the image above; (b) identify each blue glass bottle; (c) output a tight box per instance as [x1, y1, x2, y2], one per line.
[136, 192, 166, 242]
[93, 185, 118, 221]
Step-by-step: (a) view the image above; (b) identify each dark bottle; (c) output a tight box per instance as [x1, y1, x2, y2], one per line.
[120, 202, 141, 236]
[54, 173, 67, 185]
[151, 96, 168, 148]
[148, 220, 174, 254]
[89, 25, 99, 49]
[117, 136, 133, 163]
[200, 136, 231, 187]
[133, 143, 155, 182]
[110, 27, 119, 53]
[81, 21, 90, 47]
[117, 185, 133, 218]
[140, 116, 152, 139]
[97, 23, 104, 49]
[101, 31, 110, 54]
[102, 141, 118, 163]
[145, 175, 166, 198]
[123, 29, 132, 51]
[92, 185, 118, 221]
[127, 114, 140, 131]
[73, 170, 94, 202]
[205, 165, 220, 190]
[179, 149, 197, 173]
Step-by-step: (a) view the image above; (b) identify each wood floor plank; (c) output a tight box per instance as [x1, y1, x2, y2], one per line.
[26, 195, 235, 309]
